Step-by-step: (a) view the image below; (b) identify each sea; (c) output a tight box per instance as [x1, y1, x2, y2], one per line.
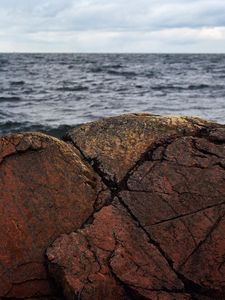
[0, 53, 225, 138]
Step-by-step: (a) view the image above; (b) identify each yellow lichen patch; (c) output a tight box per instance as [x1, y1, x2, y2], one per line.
[66, 113, 218, 182]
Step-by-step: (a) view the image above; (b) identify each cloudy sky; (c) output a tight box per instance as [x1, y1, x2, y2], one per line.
[0, 0, 225, 53]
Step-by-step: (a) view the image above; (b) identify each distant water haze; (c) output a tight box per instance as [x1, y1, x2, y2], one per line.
[0, 53, 225, 137]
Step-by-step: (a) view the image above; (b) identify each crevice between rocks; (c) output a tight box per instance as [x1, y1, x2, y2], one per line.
[64, 137, 188, 298]
[62, 126, 225, 299]
[63, 123, 218, 194]
[2, 123, 224, 299]
[115, 195, 223, 299]
[63, 136, 118, 200]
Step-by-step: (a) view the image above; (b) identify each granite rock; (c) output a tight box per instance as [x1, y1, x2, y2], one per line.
[1, 114, 225, 299]
[47, 114, 225, 299]
[0, 133, 103, 298]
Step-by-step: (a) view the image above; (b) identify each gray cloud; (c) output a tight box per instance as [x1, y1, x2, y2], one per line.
[0, 0, 225, 52]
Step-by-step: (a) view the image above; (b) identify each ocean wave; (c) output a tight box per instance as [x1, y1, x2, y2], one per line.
[90, 64, 123, 73]
[10, 81, 25, 86]
[108, 64, 123, 69]
[135, 84, 143, 89]
[151, 84, 214, 91]
[0, 122, 80, 138]
[56, 86, 89, 92]
[0, 59, 8, 65]
[90, 67, 103, 73]
[107, 70, 137, 77]
[0, 96, 22, 102]
[151, 85, 185, 91]
[188, 84, 210, 90]
[145, 71, 157, 78]
[0, 53, 225, 136]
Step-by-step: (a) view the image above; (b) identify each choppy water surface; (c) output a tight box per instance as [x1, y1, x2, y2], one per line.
[0, 53, 225, 137]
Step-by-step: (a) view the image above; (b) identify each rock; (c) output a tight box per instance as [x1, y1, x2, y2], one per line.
[120, 134, 225, 297]
[65, 113, 215, 183]
[0, 133, 103, 298]
[47, 201, 187, 300]
[47, 114, 225, 299]
[1, 114, 225, 299]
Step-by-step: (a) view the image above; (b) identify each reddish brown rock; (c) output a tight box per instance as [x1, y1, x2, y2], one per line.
[47, 201, 188, 300]
[65, 113, 215, 183]
[2, 114, 225, 299]
[121, 134, 225, 296]
[0, 133, 103, 298]
[47, 114, 225, 300]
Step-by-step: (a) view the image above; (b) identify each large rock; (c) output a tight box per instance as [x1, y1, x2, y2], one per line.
[47, 201, 191, 300]
[47, 114, 225, 299]
[0, 133, 104, 298]
[65, 113, 213, 183]
[120, 134, 225, 297]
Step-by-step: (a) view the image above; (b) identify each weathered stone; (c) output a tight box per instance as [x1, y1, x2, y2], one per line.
[65, 113, 216, 183]
[47, 201, 186, 300]
[121, 134, 225, 296]
[0, 133, 103, 298]
[2, 114, 225, 299]
[47, 115, 225, 300]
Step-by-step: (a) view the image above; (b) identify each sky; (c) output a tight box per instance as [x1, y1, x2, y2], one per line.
[0, 0, 225, 53]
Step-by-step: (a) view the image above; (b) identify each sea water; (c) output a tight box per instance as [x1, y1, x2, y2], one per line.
[0, 53, 225, 137]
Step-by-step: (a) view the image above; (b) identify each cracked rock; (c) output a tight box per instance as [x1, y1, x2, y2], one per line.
[47, 114, 225, 299]
[121, 135, 225, 297]
[0, 133, 104, 299]
[1, 114, 225, 300]
[64, 113, 217, 183]
[47, 201, 188, 300]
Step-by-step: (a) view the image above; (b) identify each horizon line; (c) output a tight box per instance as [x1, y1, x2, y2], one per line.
[0, 51, 225, 55]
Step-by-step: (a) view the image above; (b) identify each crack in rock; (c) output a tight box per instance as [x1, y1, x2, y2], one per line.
[2, 114, 225, 300]
[0, 132, 103, 299]
[51, 115, 225, 299]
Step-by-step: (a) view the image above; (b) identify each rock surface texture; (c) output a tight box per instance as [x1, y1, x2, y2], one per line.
[49, 114, 225, 300]
[1, 113, 225, 300]
[64, 113, 211, 183]
[0, 133, 104, 298]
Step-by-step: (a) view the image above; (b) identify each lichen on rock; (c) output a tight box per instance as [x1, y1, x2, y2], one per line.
[1, 114, 225, 300]
[47, 114, 225, 299]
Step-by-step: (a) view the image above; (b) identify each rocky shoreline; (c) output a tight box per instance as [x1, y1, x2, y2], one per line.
[1, 113, 225, 300]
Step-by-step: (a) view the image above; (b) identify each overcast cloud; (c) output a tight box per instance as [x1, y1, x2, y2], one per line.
[0, 0, 225, 52]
